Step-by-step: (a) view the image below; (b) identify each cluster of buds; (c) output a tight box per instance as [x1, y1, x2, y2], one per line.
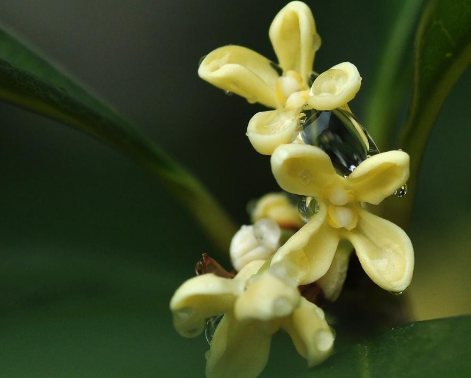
[170, 2, 414, 378]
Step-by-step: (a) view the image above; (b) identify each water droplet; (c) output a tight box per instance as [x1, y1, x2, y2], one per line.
[247, 96, 257, 104]
[298, 196, 319, 222]
[198, 55, 207, 66]
[205, 314, 224, 344]
[300, 109, 377, 176]
[315, 329, 334, 352]
[195, 259, 205, 275]
[224, 90, 233, 96]
[394, 184, 407, 198]
[389, 290, 404, 296]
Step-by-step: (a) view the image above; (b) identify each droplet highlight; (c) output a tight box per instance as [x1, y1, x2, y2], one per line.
[394, 184, 408, 198]
[300, 109, 376, 176]
[205, 314, 224, 345]
[298, 196, 320, 222]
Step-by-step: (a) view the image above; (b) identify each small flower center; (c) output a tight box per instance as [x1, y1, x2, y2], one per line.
[325, 187, 357, 230]
[327, 205, 358, 231]
[275, 70, 307, 105]
[326, 187, 354, 206]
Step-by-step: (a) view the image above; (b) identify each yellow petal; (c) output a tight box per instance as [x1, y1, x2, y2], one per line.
[282, 298, 335, 366]
[271, 144, 343, 199]
[198, 45, 279, 108]
[269, 1, 319, 83]
[251, 192, 304, 229]
[233, 260, 266, 281]
[234, 270, 300, 321]
[308, 62, 362, 110]
[247, 109, 300, 155]
[345, 208, 414, 292]
[316, 241, 353, 302]
[346, 151, 410, 205]
[206, 313, 273, 378]
[271, 203, 340, 284]
[170, 274, 243, 338]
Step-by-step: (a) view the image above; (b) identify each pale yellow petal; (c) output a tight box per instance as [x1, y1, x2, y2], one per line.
[198, 45, 279, 108]
[271, 144, 343, 199]
[308, 62, 362, 110]
[282, 298, 335, 366]
[233, 260, 266, 281]
[269, 1, 319, 82]
[346, 151, 410, 205]
[206, 313, 273, 378]
[234, 270, 300, 321]
[345, 208, 414, 292]
[170, 274, 243, 337]
[251, 192, 304, 228]
[247, 109, 300, 155]
[271, 203, 340, 284]
[316, 240, 353, 302]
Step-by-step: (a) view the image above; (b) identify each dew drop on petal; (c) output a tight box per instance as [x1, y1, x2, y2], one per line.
[389, 287, 408, 296]
[315, 329, 334, 352]
[205, 314, 224, 345]
[298, 196, 320, 222]
[299, 109, 379, 176]
[224, 90, 233, 96]
[394, 184, 408, 198]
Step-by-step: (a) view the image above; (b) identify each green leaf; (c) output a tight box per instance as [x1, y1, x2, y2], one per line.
[0, 27, 237, 254]
[384, 0, 471, 228]
[0, 247, 205, 378]
[364, 0, 424, 150]
[303, 315, 471, 378]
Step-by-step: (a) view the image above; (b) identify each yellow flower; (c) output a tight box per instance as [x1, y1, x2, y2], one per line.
[198, 1, 319, 109]
[250, 192, 304, 229]
[198, 1, 362, 155]
[170, 261, 334, 378]
[270, 144, 414, 293]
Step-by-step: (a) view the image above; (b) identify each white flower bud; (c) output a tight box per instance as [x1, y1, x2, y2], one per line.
[230, 218, 281, 271]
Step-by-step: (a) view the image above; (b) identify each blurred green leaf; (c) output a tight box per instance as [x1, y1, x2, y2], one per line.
[0, 27, 237, 254]
[384, 0, 471, 228]
[0, 244, 206, 378]
[364, 0, 424, 150]
[303, 315, 471, 378]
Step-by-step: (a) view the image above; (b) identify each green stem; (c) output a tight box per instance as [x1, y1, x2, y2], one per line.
[364, 0, 424, 151]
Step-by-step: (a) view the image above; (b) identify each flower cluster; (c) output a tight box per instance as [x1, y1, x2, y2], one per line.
[170, 2, 414, 378]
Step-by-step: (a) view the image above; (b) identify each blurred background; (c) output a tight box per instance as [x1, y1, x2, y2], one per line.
[0, 0, 469, 377]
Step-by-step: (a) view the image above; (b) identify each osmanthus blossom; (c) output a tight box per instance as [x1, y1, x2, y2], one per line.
[198, 1, 362, 155]
[170, 260, 335, 378]
[270, 144, 415, 293]
[250, 192, 304, 229]
[230, 192, 352, 302]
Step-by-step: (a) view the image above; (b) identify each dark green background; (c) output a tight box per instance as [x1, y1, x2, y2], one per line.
[0, 0, 470, 377]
